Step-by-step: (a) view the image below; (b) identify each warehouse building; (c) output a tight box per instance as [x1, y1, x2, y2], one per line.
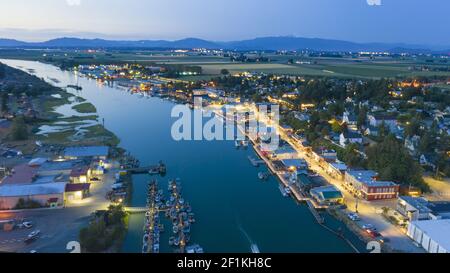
[407, 219, 450, 253]
[63, 146, 109, 160]
[0, 182, 67, 210]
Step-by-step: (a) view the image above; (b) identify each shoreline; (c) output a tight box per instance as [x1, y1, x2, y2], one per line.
[3, 59, 365, 253]
[0, 60, 132, 252]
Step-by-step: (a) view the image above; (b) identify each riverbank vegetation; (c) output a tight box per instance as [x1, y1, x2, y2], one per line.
[72, 102, 97, 114]
[79, 205, 129, 253]
[1, 61, 121, 154]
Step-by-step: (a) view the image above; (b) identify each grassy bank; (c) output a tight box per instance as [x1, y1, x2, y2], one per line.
[79, 205, 129, 253]
[72, 102, 97, 114]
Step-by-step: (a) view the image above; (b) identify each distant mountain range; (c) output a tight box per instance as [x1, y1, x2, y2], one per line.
[0, 36, 448, 53]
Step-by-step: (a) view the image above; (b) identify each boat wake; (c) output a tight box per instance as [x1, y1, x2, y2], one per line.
[236, 219, 260, 253]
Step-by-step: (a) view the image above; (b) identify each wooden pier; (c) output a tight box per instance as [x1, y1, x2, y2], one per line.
[125, 207, 148, 214]
[127, 162, 166, 175]
[306, 200, 325, 224]
[247, 155, 265, 167]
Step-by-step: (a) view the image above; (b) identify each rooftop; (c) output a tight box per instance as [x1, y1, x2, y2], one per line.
[281, 158, 307, 168]
[70, 166, 90, 177]
[428, 202, 450, 215]
[38, 161, 78, 173]
[369, 113, 398, 121]
[0, 182, 67, 197]
[347, 170, 378, 183]
[65, 183, 91, 193]
[311, 185, 343, 200]
[411, 219, 450, 252]
[400, 196, 432, 214]
[347, 169, 397, 187]
[342, 130, 362, 139]
[28, 158, 48, 167]
[64, 146, 109, 158]
[330, 162, 348, 171]
[1, 164, 37, 185]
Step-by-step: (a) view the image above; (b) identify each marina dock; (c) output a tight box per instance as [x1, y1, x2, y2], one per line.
[248, 155, 265, 167]
[234, 122, 327, 213]
[142, 178, 203, 254]
[142, 180, 162, 253]
[127, 162, 167, 175]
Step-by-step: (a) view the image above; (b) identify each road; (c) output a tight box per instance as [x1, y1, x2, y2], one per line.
[277, 127, 424, 253]
[423, 175, 450, 201]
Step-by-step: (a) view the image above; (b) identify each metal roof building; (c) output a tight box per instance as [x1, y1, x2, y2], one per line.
[63, 146, 109, 159]
[407, 219, 450, 253]
[0, 182, 67, 197]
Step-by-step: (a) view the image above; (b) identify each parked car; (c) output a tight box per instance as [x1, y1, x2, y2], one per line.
[347, 213, 360, 221]
[22, 221, 33, 229]
[366, 229, 381, 238]
[362, 224, 376, 231]
[25, 230, 41, 244]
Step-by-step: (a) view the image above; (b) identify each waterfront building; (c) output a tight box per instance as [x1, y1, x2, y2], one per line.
[0, 182, 67, 210]
[65, 183, 91, 202]
[281, 158, 308, 171]
[70, 166, 92, 184]
[344, 170, 399, 201]
[407, 219, 450, 253]
[310, 185, 344, 205]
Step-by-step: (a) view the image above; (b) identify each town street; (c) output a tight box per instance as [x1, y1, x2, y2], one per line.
[277, 127, 425, 253]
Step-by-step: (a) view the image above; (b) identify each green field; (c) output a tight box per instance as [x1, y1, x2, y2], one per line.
[1, 48, 449, 79]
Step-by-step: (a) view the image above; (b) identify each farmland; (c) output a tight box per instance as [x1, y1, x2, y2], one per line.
[0, 48, 449, 80]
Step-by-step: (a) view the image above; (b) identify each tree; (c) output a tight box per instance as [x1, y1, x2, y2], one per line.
[220, 69, 230, 75]
[331, 121, 344, 134]
[366, 134, 429, 192]
[357, 106, 368, 128]
[338, 143, 366, 168]
[1, 93, 9, 113]
[0, 64, 5, 79]
[11, 116, 28, 141]
[404, 117, 421, 137]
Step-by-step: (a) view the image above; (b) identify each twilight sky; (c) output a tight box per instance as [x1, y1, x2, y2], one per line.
[0, 0, 449, 46]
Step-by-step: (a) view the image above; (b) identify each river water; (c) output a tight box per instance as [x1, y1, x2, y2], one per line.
[1, 59, 366, 253]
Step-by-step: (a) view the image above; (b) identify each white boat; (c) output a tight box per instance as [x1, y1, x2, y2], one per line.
[279, 184, 289, 197]
[251, 244, 260, 253]
[285, 187, 291, 195]
[241, 140, 249, 147]
[235, 140, 241, 148]
[258, 172, 270, 180]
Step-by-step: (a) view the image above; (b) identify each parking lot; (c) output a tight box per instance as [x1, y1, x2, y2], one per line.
[0, 168, 117, 253]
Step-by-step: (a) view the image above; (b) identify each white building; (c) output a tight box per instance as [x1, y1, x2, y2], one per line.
[367, 113, 398, 132]
[0, 183, 67, 210]
[407, 219, 450, 253]
[339, 131, 363, 147]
